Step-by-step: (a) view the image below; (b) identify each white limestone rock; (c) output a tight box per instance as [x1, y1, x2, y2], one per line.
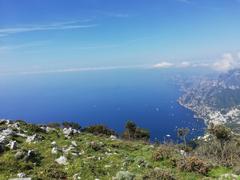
[0, 119, 10, 125]
[219, 173, 239, 180]
[1, 128, 15, 137]
[9, 141, 17, 150]
[51, 147, 59, 154]
[51, 141, 57, 147]
[63, 128, 74, 137]
[26, 134, 37, 143]
[40, 126, 56, 133]
[63, 127, 80, 138]
[71, 141, 77, 147]
[73, 173, 81, 180]
[55, 156, 68, 165]
[110, 135, 117, 140]
[180, 150, 187, 157]
[16, 133, 27, 138]
[62, 145, 75, 154]
[26, 134, 42, 143]
[17, 173, 26, 178]
[0, 135, 7, 144]
[8, 122, 21, 130]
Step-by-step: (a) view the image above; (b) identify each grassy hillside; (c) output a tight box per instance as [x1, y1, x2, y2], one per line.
[0, 120, 238, 180]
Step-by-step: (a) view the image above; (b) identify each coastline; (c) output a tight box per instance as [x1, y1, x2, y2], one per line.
[177, 94, 240, 128]
[177, 97, 208, 125]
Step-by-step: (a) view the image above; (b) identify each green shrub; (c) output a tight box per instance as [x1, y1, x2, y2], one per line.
[36, 163, 67, 179]
[153, 145, 178, 161]
[122, 120, 150, 141]
[113, 171, 135, 180]
[177, 128, 190, 148]
[26, 124, 45, 135]
[15, 150, 43, 166]
[233, 165, 240, 175]
[177, 156, 211, 175]
[0, 144, 5, 154]
[62, 121, 81, 130]
[89, 141, 104, 151]
[47, 122, 61, 128]
[143, 167, 176, 180]
[208, 124, 231, 143]
[15, 120, 27, 125]
[134, 128, 150, 141]
[196, 128, 240, 167]
[169, 156, 179, 168]
[83, 125, 116, 136]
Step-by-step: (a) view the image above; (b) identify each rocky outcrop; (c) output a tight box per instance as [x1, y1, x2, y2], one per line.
[63, 127, 80, 138]
[15, 149, 40, 163]
[26, 134, 44, 143]
[9, 140, 17, 150]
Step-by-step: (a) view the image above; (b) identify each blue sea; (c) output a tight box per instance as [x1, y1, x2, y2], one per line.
[0, 68, 206, 141]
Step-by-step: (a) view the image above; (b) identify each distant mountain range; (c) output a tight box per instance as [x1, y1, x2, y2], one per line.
[178, 69, 240, 132]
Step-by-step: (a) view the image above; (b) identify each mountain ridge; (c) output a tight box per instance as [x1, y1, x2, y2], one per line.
[178, 69, 240, 130]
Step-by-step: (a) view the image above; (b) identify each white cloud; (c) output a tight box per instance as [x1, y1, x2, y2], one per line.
[178, 61, 191, 67]
[0, 41, 50, 55]
[153, 61, 210, 69]
[3, 52, 240, 76]
[192, 63, 210, 68]
[237, 52, 240, 59]
[0, 20, 97, 37]
[159, 53, 240, 71]
[153, 62, 174, 68]
[1, 64, 149, 75]
[212, 53, 240, 72]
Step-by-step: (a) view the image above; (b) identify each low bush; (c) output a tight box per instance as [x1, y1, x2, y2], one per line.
[177, 156, 211, 175]
[47, 122, 61, 128]
[143, 167, 176, 180]
[113, 171, 135, 180]
[89, 141, 104, 151]
[36, 163, 67, 179]
[153, 145, 178, 161]
[62, 121, 81, 130]
[233, 165, 240, 175]
[134, 128, 150, 141]
[83, 125, 116, 136]
[25, 124, 46, 135]
[15, 120, 27, 125]
[122, 121, 150, 141]
[195, 133, 240, 167]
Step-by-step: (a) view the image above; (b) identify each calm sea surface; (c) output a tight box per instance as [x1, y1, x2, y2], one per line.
[0, 69, 206, 141]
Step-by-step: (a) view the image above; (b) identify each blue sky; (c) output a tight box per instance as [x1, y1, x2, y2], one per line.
[1, 0, 240, 74]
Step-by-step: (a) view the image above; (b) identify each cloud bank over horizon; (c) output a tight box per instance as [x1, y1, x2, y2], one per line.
[212, 53, 240, 72]
[1, 52, 240, 76]
[153, 52, 240, 72]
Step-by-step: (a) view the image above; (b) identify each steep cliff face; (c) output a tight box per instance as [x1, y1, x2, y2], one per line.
[179, 69, 240, 129]
[218, 69, 240, 90]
